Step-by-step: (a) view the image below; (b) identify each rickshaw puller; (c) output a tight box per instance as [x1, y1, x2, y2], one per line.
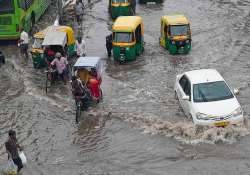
[50, 52, 68, 85]
[71, 76, 91, 110]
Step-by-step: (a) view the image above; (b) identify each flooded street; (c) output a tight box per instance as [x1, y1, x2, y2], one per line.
[1, 0, 250, 174]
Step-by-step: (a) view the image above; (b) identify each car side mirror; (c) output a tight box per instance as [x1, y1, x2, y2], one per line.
[233, 88, 239, 95]
[182, 95, 190, 101]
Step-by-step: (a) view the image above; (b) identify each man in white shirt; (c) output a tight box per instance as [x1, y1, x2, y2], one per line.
[18, 28, 29, 62]
[75, 37, 86, 57]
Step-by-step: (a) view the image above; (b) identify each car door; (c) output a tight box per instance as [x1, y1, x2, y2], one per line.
[182, 79, 192, 116]
[176, 75, 191, 116]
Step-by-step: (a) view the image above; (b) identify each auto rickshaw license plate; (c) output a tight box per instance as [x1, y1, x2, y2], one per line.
[214, 121, 230, 127]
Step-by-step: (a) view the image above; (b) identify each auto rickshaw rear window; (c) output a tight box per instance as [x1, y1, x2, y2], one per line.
[114, 32, 134, 43]
[170, 25, 188, 36]
[112, 0, 128, 3]
[32, 38, 43, 49]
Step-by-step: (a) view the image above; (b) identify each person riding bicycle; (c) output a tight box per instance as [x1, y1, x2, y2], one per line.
[50, 52, 68, 85]
[71, 75, 91, 110]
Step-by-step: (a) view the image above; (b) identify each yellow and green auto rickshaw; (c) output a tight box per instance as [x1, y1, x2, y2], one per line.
[108, 0, 136, 19]
[112, 16, 144, 62]
[159, 15, 191, 54]
[31, 25, 76, 68]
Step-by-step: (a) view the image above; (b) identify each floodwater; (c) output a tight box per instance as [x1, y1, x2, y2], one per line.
[1, 0, 250, 174]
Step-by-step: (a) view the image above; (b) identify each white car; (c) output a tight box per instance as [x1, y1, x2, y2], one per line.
[174, 69, 243, 127]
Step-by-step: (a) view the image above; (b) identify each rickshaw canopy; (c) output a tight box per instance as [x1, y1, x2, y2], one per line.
[42, 31, 67, 46]
[162, 15, 189, 25]
[112, 16, 144, 33]
[74, 57, 102, 71]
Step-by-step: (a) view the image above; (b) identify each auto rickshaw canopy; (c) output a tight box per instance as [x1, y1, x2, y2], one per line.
[33, 25, 76, 45]
[112, 16, 144, 34]
[161, 15, 189, 25]
[42, 31, 67, 47]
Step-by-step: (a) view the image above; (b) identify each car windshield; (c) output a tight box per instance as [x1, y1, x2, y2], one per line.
[112, 0, 128, 3]
[170, 25, 188, 36]
[114, 32, 133, 43]
[0, 0, 14, 14]
[193, 81, 234, 102]
[32, 38, 43, 49]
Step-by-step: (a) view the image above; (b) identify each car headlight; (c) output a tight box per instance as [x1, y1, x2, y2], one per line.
[231, 107, 242, 118]
[196, 112, 210, 120]
[171, 40, 175, 44]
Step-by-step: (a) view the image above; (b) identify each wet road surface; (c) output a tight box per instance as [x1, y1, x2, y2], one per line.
[1, 0, 250, 174]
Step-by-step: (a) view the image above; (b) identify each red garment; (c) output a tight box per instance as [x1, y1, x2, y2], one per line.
[47, 49, 55, 57]
[88, 78, 101, 99]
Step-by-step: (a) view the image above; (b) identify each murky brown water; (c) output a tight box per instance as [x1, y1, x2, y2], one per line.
[1, 0, 250, 174]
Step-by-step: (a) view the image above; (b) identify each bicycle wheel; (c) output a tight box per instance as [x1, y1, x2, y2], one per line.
[76, 102, 81, 123]
[45, 73, 49, 93]
[45, 72, 53, 93]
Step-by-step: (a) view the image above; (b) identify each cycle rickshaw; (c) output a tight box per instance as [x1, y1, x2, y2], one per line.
[72, 57, 103, 123]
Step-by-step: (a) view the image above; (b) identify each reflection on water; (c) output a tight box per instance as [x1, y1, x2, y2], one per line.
[0, 0, 250, 174]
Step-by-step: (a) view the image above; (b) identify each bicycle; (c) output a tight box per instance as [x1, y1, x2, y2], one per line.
[74, 96, 84, 123]
[45, 67, 57, 93]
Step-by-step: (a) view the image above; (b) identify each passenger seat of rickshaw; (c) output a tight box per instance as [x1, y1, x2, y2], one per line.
[77, 69, 90, 84]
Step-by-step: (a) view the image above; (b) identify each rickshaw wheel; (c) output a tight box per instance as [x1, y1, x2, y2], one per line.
[119, 60, 125, 64]
[95, 89, 103, 104]
[45, 76, 50, 93]
[76, 102, 81, 123]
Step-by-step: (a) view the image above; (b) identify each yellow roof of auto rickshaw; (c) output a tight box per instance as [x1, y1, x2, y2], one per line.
[112, 16, 143, 32]
[33, 25, 75, 44]
[162, 15, 189, 25]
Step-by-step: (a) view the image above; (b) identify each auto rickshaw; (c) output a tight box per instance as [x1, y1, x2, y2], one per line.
[159, 15, 191, 54]
[31, 25, 76, 68]
[108, 0, 136, 19]
[72, 57, 103, 123]
[112, 16, 144, 62]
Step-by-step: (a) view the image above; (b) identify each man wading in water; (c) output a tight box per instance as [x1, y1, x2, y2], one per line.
[5, 130, 24, 173]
